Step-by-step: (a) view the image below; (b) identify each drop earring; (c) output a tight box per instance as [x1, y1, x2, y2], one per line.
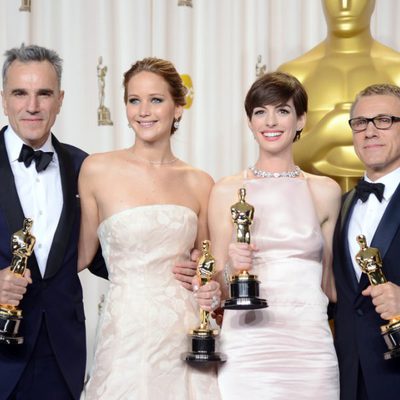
[173, 120, 180, 130]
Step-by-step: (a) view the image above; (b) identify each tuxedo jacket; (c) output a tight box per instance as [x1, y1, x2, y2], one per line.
[0, 126, 106, 399]
[333, 183, 400, 400]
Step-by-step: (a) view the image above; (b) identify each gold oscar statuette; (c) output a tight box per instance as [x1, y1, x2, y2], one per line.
[222, 188, 268, 310]
[278, 0, 400, 191]
[182, 240, 226, 364]
[355, 234, 400, 360]
[97, 56, 113, 126]
[0, 218, 36, 344]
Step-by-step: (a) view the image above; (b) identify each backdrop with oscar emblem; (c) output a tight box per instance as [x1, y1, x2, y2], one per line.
[1, 0, 400, 374]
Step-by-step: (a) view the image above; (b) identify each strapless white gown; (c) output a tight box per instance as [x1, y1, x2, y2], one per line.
[82, 205, 220, 400]
[218, 177, 339, 399]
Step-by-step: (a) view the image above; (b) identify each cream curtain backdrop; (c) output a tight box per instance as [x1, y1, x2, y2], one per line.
[1, 0, 399, 374]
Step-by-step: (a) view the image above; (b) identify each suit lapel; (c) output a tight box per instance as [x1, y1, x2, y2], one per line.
[0, 127, 41, 279]
[0, 127, 25, 234]
[371, 181, 400, 259]
[44, 135, 76, 279]
[356, 181, 400, 295]
[339, 189, 360, 292]
[340, 190, 356, 236]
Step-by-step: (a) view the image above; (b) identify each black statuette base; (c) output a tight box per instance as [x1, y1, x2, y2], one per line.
[0, 313, 23, 345]
[181, 332, 226, 364]
[223, 275, 268, 310]
[382, 322, 400, 360]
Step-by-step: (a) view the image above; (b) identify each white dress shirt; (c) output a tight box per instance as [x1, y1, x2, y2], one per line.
[348, 167, 400, 281]
[4, 127, 63, 277]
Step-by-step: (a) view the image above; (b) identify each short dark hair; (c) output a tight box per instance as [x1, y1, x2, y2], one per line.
[2, 44, 63, 88]
[123, 57, 187, 134]
[244, 71, 308, 141]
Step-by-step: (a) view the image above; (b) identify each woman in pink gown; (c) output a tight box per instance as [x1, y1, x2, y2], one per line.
[209, 72, 341, 399]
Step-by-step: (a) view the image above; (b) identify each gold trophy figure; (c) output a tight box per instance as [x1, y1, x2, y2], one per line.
[97, 56, 113, 126]
[222, 188, 268, 310]
[278, 0, 400, 191]
[355, 234, 400, 360]
[182, 240, 226, 364]
[0, 218, 35, 344]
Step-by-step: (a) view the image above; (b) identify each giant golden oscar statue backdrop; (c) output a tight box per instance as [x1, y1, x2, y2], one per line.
[278, 0, 400, 191]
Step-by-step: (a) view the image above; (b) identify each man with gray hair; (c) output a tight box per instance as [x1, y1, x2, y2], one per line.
[333, 83, 400, 400]
[0, 44, 105, 400]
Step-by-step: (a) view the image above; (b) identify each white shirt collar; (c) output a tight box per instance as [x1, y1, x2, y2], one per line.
[4, 126, 56, 164]
[364, 167, 400, 201]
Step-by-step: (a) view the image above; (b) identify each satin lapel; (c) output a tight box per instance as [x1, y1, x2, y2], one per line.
[0, 127, 41, 279]
[340, 190, 356, 236]
[0, 127, 25, 233]
[371, 181, 400, 259]
[357, 182, 400, 295]
[339, 189, 359, 292]
[44, 135, 76, 279]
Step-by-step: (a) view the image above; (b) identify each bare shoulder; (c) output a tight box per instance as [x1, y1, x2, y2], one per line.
[211, 172, 243, 200]
[305, 172, 341, 194]
[82, 150, 121, 167]
[305, 172, 341, 205]
[81, 149, 126, 176]
[179, 162, 214, 191]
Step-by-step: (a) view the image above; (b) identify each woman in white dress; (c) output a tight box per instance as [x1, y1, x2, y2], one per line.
[210, 71, 341, 399]
[78, 57, 220, 400]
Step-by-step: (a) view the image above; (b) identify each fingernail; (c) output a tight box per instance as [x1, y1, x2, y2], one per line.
[193, 284, 199, 292]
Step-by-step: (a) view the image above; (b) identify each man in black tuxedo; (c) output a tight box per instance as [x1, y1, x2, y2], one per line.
[0, 44, 105, 400]
[333, 83, 400, 400]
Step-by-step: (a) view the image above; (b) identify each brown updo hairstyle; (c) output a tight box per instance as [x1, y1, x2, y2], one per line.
[123, 57, 188, 134]
[244, 71, 308, 142]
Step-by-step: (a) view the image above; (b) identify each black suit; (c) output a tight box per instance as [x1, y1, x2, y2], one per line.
[0, 127, 106, 399]
[333, 183, 400, 400]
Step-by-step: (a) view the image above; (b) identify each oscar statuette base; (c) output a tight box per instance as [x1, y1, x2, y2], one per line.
[97, 107, 113, 126]
[0, 307, 23, 345]
[381, 320, 400, 360]
[223, 273, 268, 310]
[181, 328, 226, 365]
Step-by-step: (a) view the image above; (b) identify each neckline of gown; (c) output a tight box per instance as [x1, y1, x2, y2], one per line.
[98, 204, 198, 232]
[244, 176, 308, 185]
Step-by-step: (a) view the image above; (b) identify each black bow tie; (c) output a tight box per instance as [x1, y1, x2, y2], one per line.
[355, 179, 385, 203]
[18, 144, 54, 172]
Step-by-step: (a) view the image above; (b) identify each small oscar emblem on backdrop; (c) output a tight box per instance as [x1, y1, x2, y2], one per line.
[180, 74, 194, 109]
[19, 0, 31, 12]
[223, 187, 268, 310]
[255, 55, 266, 78]
[355, 234, 400, 360]
[0, 218, 36, 344]
[182, 240, 226, 364]
[97, 56, 113, 126]
[177, 0, 193, 7]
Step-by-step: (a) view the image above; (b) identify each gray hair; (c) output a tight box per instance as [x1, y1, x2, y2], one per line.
[351, 83, 400, 117]
[2, 44, 63, 88]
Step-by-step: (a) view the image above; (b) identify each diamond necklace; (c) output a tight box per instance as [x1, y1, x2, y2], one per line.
[249, 165, 301, 178]
[131, 153, 178, 165]
[146, 157, 178, 165]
